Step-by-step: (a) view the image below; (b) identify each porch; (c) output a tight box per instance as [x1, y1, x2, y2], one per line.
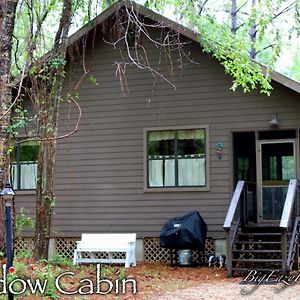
[224, 179, 299, 276]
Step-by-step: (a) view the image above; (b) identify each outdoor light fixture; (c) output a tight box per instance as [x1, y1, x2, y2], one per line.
[270, 114, 279, 126]
[1, 182, 15, 300]
[1, 182, 15, 201]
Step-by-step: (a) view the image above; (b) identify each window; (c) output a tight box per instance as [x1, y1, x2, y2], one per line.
[12, 142, 39, 190]
[146, 127, 208, 189]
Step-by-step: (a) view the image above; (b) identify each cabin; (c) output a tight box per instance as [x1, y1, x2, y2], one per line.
[15, 0, 300, 275]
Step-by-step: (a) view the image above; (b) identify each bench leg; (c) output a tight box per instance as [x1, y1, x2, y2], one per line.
[108, 252, 113, 261]
[125, 251, 130, 268]
[73, 250, 81, 265]
[73, 251, 77, 265]
[131, 250, 136, 267]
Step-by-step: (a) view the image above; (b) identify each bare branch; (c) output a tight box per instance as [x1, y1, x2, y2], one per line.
[272, 1, 295, 21]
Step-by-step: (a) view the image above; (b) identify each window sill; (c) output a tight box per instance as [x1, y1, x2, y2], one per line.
[15, 190, 36, 195]
[143, 186, 210, 192]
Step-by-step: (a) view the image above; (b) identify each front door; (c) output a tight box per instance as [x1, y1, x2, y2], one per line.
[257, 140, 296, 222]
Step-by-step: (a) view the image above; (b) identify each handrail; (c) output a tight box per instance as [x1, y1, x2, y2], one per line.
[287, 216, 300, 270]
[280, 179, 298, 229]
[223, 181, 245, 230]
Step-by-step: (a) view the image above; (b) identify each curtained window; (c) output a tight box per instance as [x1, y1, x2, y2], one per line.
[12, 142, 39, 190]
[147, 128, 206, 188]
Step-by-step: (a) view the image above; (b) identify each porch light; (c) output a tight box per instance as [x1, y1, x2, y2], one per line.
[1, 182, 15, 202]
[270, 114, 279, 126]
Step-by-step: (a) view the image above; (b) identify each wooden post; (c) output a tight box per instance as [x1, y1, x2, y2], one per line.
[297, 233, 299, 271]
[281, 230, 287, 275]
[226, 230, 232, 277]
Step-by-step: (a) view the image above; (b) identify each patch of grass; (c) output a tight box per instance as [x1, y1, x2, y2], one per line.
[48, 254, 73, 268]
[16, 249, 33, 259]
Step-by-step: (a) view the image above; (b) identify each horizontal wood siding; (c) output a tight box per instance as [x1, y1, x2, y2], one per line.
[16, 31, 300, 240]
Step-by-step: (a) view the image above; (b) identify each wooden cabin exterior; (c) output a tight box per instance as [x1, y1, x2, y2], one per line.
[15, 1, 300, 272]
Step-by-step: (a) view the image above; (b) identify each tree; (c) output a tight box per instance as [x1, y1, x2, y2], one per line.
[25, 0, 73, 259]
[144, 0, 300, 86]
[5, 0, 74, 259]
[0, 0, 19, 250]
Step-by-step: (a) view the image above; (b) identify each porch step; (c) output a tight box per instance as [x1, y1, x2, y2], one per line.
[232, 268, 281, 273]
[232, 250, 281, 253]
[232, 258, 281, 263]
[238, 232, 281, 236]
[235, 241, 281, 244]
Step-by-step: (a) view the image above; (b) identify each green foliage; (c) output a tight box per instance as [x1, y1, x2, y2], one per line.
[16, 208, 34, 236]
[35, 265, 61, 300]
[48, 254, 73, 267]
[146, 0, 300, 86]
[117, 268, 126, 281]
[49, 56, 67, 70]
[7, 107, 28, 135]
[16, 249, 33, 259]
[88, 75, 99, 86]
[197, 17, 272, 94]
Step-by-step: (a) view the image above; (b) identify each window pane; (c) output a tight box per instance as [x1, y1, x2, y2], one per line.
[282, 156, 295, 180]
[148, 159, 175, 187]
[13, 142, 39, 190]
[20, 144, 39, 162]
[178, 158, 205, 186]
[20, 163, 37, 189]
[177, 129, 205, 156]
[164, 160, 175, 186]
[149, 160, 163, 187]
[148, 131, 175, 157]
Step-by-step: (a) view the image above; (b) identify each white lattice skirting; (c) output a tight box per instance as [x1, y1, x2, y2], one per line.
[14, 237, 215, 262]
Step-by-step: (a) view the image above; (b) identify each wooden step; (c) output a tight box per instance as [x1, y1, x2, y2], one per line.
[232, 249, 281, 253]
[235, 241, 281, 244]
[232, 258, 281, 263]
[238, 232, 281, 236]
[232, 268, 281, 273]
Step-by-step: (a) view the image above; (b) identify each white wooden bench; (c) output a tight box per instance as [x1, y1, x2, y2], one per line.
[73, 233, 136, 268]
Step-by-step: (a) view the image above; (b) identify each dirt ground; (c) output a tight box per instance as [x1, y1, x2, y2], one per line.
[125, 263, 300, 300]
[2, 259, 300, 299]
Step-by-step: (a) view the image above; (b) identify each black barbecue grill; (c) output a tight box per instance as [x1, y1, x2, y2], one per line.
[159, 211, 207, 266]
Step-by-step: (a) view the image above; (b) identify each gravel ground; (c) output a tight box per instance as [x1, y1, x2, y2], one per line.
[154, 281, 300, 300]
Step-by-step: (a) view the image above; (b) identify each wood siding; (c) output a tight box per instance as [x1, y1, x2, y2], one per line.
[16, 32, 300, 239]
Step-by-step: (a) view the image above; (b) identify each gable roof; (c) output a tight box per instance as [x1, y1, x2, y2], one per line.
[67, 0, 300, 94]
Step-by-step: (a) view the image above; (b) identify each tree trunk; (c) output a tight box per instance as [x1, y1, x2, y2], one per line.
[231, 0, 238, 34]
[34, 0, 72, 260]
[249, 0, 257, 59]
[0, 0, 18, 250]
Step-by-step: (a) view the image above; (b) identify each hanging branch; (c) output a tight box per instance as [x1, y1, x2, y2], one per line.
[103, 4, 194, 91]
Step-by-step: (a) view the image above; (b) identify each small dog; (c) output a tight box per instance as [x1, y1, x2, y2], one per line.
[207, 253, 226, 268]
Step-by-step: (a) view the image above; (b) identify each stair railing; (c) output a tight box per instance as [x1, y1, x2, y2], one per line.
[223, 180, 245, 277]
[280, 179, 298, 274]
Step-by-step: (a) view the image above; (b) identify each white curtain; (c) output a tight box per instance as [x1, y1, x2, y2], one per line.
[12, 164, 18, 190]
[178, 129, 205, 140]
[149, 159, 175, 187]
[164, 160, 175, 186]
[148, 131, 175, 141]
[12, 163, 37, 190]
[178, 158, 205, 186]
[20, 163, 37, 189]
[149, 160, 163, 187]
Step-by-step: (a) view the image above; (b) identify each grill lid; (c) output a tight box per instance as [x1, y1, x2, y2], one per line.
[159, 210, 207, 250]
